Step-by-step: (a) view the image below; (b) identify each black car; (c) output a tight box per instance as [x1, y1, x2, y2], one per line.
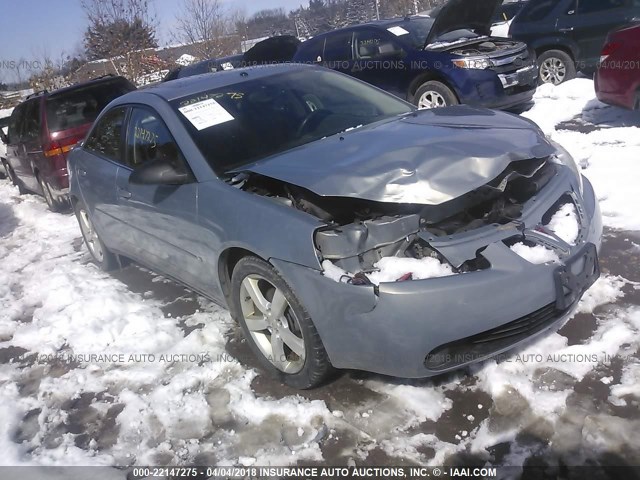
[163, 36, 301, 82]
[510, 0, 640, 84]
[293, 0, 538, 110]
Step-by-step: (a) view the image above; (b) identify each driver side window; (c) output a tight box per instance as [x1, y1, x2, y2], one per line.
[354, 30, 404, 59]
[126, 107, 189, 175]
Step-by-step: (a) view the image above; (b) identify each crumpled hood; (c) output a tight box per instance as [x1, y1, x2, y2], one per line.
[242, 106, 556, 206]
[425, 0, 502, 46]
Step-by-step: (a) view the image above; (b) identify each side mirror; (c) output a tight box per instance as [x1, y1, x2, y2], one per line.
[129, 158, 193, 186]
[0, 130, 8, 145]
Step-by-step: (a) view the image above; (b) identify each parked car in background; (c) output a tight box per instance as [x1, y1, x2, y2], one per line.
[163, 36, 301, 82]
[491, 0, 529, 36]
[595, 22, 640, 110]
[0, 115, 10, 179]
[510, 0, 640, 85]
[3, 75, 135, 211]
[293, 0, 538, 110]
[68, 65, 601, 388]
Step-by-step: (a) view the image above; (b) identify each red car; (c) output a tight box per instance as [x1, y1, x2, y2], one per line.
[1, 75, 135, 211]
[595, 23, 640, 110]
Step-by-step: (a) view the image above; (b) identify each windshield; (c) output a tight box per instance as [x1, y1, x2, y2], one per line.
[388, 18, 435, 49]
[171, 68, 413, 175]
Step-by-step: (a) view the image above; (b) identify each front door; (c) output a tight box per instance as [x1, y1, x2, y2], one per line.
[114, 106, 206, 290]
[559, 0, 634, 69]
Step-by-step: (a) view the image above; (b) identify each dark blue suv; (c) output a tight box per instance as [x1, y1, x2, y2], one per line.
[293, 0, 538, 109]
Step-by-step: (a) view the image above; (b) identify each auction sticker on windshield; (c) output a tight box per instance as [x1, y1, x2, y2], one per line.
[178, 98, 234, 130]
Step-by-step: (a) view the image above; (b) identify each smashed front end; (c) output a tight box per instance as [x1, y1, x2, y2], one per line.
[232, 113, 602, 378]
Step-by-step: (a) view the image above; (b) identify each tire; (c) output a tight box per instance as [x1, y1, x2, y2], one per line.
[413, 81, 459, 109]
[230, 256, 333, 389]
[538, 50, 576, 85]
[74, 200, 118, 271]
[38, 175, 64, 212]
[4, 162, 26, 194]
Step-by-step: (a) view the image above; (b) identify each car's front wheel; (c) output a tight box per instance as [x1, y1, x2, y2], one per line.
[230, 256, 333, 389]
[74, 200, 118, 271]
[538, 50, 576, 85]
[414, 81, 459, 109]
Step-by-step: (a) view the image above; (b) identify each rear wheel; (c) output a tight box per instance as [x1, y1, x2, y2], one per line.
[414, 81, 459, 109]
[5, 162, 26, 194]
[230, 256, 333, 389]
[538, 50, 576, 85]
[38, 175, 64, 212]
[74, 200, 118, 271]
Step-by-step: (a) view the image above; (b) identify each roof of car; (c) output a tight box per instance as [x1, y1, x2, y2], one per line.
[120, 64, 316, 103]
[24, 75, 132, 101]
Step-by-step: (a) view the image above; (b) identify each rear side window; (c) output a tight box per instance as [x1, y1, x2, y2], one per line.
[578, 0, 625, 13]
[324, 32, 353, 62]
[22, 100, 41, 141]
[518, 0, 557, 21]
[125, 107, 188, 173]
[45, 80, 134, 133]
[84, 107, 127, 162]
[7, 104, 27, 144]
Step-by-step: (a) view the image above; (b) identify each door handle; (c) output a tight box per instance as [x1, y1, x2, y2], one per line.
[559, 27, 575, 32]
[77, 168, 87, 177]
[117, 187, 132, 199]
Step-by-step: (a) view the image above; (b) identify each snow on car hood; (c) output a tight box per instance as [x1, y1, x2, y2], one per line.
[424, 0, 502, 46]
[242, 106, 556, 206]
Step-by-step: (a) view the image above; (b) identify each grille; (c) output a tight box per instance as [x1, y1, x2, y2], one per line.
[425, 302, 564, 371]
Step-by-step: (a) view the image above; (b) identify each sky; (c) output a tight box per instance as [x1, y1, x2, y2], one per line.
[0, 0, 304, 83]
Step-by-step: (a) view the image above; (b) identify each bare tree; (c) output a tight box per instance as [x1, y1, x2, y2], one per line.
[174, 0, 239, 59]
[81, 0, 159, 81]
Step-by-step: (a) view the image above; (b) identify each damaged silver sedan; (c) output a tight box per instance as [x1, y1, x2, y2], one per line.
[68, 65, 602, 388]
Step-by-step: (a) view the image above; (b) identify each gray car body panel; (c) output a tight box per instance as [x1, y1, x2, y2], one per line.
[68, 65, 603, 379]
[239, 107, 556, 205]
[272, 175, 602, 378]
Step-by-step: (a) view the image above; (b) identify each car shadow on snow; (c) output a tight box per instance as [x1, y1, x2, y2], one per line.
[0, 200, 18, 238]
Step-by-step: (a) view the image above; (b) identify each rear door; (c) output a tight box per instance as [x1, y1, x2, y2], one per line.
[77, 106, 128, 253]
[559, 0, 634, 68]
[322, 30, 355, 76]
[114, 106, 206, 289]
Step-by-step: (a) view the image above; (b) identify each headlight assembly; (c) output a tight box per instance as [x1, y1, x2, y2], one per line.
[452, 56, 494, 69]
[549, 139, 583, 195]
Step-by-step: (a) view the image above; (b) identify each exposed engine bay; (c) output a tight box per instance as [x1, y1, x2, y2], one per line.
[230, 155, 572, 284]
[451, 39, 519, 56]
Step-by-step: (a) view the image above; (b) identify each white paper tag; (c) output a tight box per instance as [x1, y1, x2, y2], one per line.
[220, 62, 235, 70]
[178, 99, 235, 130]
[387, 26, 410, 36]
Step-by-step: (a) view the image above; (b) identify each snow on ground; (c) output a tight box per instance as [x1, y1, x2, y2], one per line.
[0, 185, 334, 466]
[1, 78, 639, 471]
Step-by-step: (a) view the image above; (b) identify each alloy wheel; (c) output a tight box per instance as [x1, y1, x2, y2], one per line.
[540, 57, 567, 85]
[78, 208, 104, 262]
[418, 90, 447, 109]
[239, 274, 306, 374]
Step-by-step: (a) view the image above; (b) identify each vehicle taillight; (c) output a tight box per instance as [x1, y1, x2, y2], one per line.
[600, 41, 620, 63]
[44, 136, 81, 158]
